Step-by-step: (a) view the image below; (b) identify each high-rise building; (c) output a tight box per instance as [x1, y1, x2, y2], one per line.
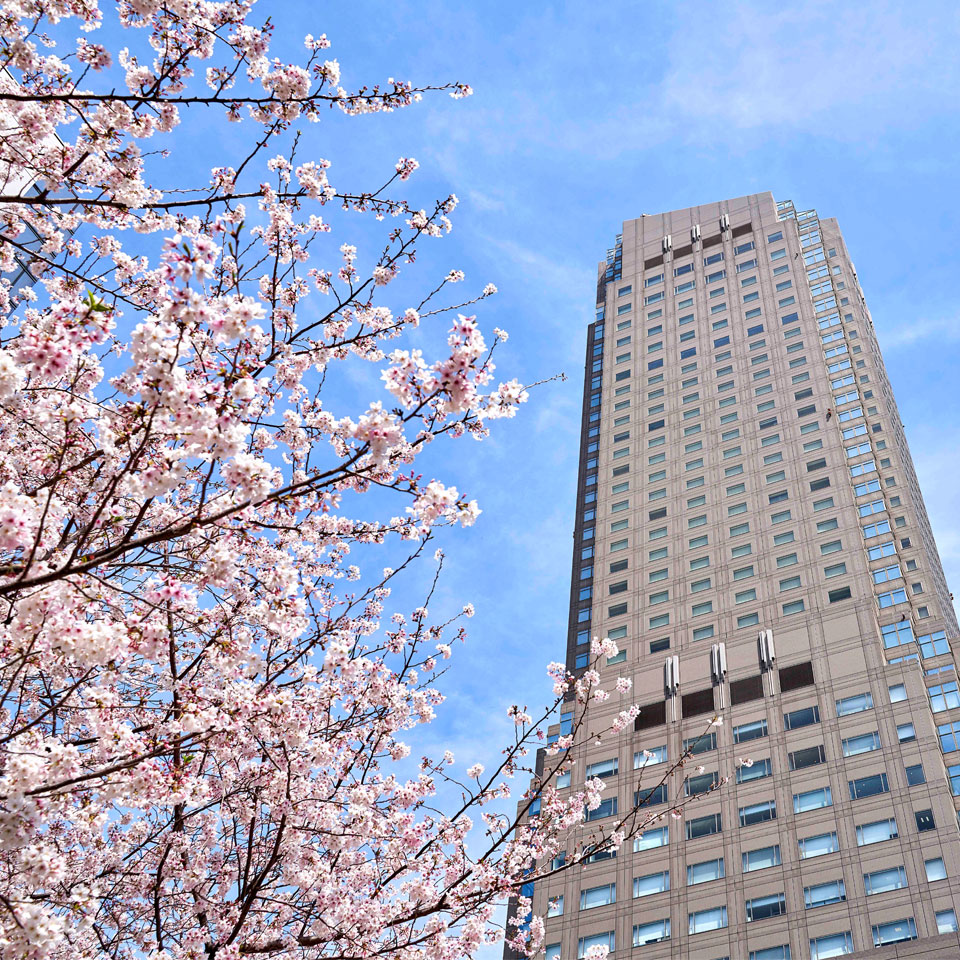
[530, 193, 960, 960]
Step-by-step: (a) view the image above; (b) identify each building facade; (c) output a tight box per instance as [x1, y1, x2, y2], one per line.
[531, 193, 960, 960]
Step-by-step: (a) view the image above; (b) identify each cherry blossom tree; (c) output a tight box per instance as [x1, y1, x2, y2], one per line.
[0, 3, 724, 958]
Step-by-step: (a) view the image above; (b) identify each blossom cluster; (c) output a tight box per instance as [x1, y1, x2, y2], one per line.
[0, 3, 641, 960]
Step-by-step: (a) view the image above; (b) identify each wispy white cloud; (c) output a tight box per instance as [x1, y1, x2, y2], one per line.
[877, 314, 960, 349]
[532, 387, 580, 441]
[420, 0, 960, 166]
[466, 188, 508, 213]
[658, 2, 960, 134]
[475, 232, 594, 334]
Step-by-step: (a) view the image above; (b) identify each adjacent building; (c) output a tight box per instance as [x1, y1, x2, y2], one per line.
[531, 193, 960, 960]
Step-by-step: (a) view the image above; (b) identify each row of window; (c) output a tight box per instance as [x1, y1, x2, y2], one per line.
[628, 674, 919, 743]
[577, 689, 920, 783]
[585, 377, 870, 480]
[586, 758, 923, 831]
[559, 851, 945, 917]
[561, 849, 945, 917]
[577, 532, 924, 666]
[581, 357, 873, 506]
[574, 543, 926, 661]
[584, 298, 872, 512]
[575, 487, 915, 638]
[584, 549, 916, 610]
[614, 278, 810, 372]
[608, 348, 816, 438]
[652, 744, 917, 798]
[579, 580, 854, 636]
[563, 803, 939, 865]
[581, 449, 893, 582]
[567, 912, 940, 957]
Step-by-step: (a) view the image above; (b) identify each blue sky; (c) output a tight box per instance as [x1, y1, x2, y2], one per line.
[70, 0, 960, 800]
[276, 0, 960, 770]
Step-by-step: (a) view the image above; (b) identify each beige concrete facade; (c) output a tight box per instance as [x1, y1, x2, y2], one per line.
[530, 194, 960, 960]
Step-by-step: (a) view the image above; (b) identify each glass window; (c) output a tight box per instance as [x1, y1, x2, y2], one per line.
[686, 812, 721, 840]
[746, 892, 786, 922]
[739, 800, 776, 827]
[856, 817, 898, 846]
[810, 932, 853, 959]
[784, 705, 820, 730]
[842, 731, 881, 757]
[804, 880, 846, 908]
[584, 845, 616, 865]
[848, 773, 889, 800]
[929, 680, 960, 712]
[633, 826, 668, 851]
[547, 895, 564, 917]
[789, 745, 825, 770]
[749, 947, 790, 960]
[915, 808, 936, 831]
[683, 732, 717, 756]
[688, 906, 727, 934]
[632, 920, 669, 946]
[864, 866, 907, 896]
[633, 871, 669, 898]
[925, 857, 947, 881]
[937, 910, 959, 935]
[737, 757, 772, 784]
[919, 630, 950, 658]
[794, 786, 832, 814]
[734, 718, 768, 743]
[742, 844, 781, 872]
[798, 831, 839, 859]
[635, 783, 668, 807]
[585, 758, 619, 780]
[578, 932, 615, 958]
[877, 588, 907, 608]
[871, 918, 917, 947]
[687, 858, 724, 886]
[905, 763, 925, 786]
[837, 693, 873, 717]
[685, 770, 718, 796]
[881, 621, 915, 649]
[634, 745, 667, 769]
[586, 797, 618, 820]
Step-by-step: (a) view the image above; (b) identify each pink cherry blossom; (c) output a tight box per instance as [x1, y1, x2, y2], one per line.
[0, 5, 691, 959]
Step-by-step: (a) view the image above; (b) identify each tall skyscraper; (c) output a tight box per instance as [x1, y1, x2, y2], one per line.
[534, 193, 960, 960]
